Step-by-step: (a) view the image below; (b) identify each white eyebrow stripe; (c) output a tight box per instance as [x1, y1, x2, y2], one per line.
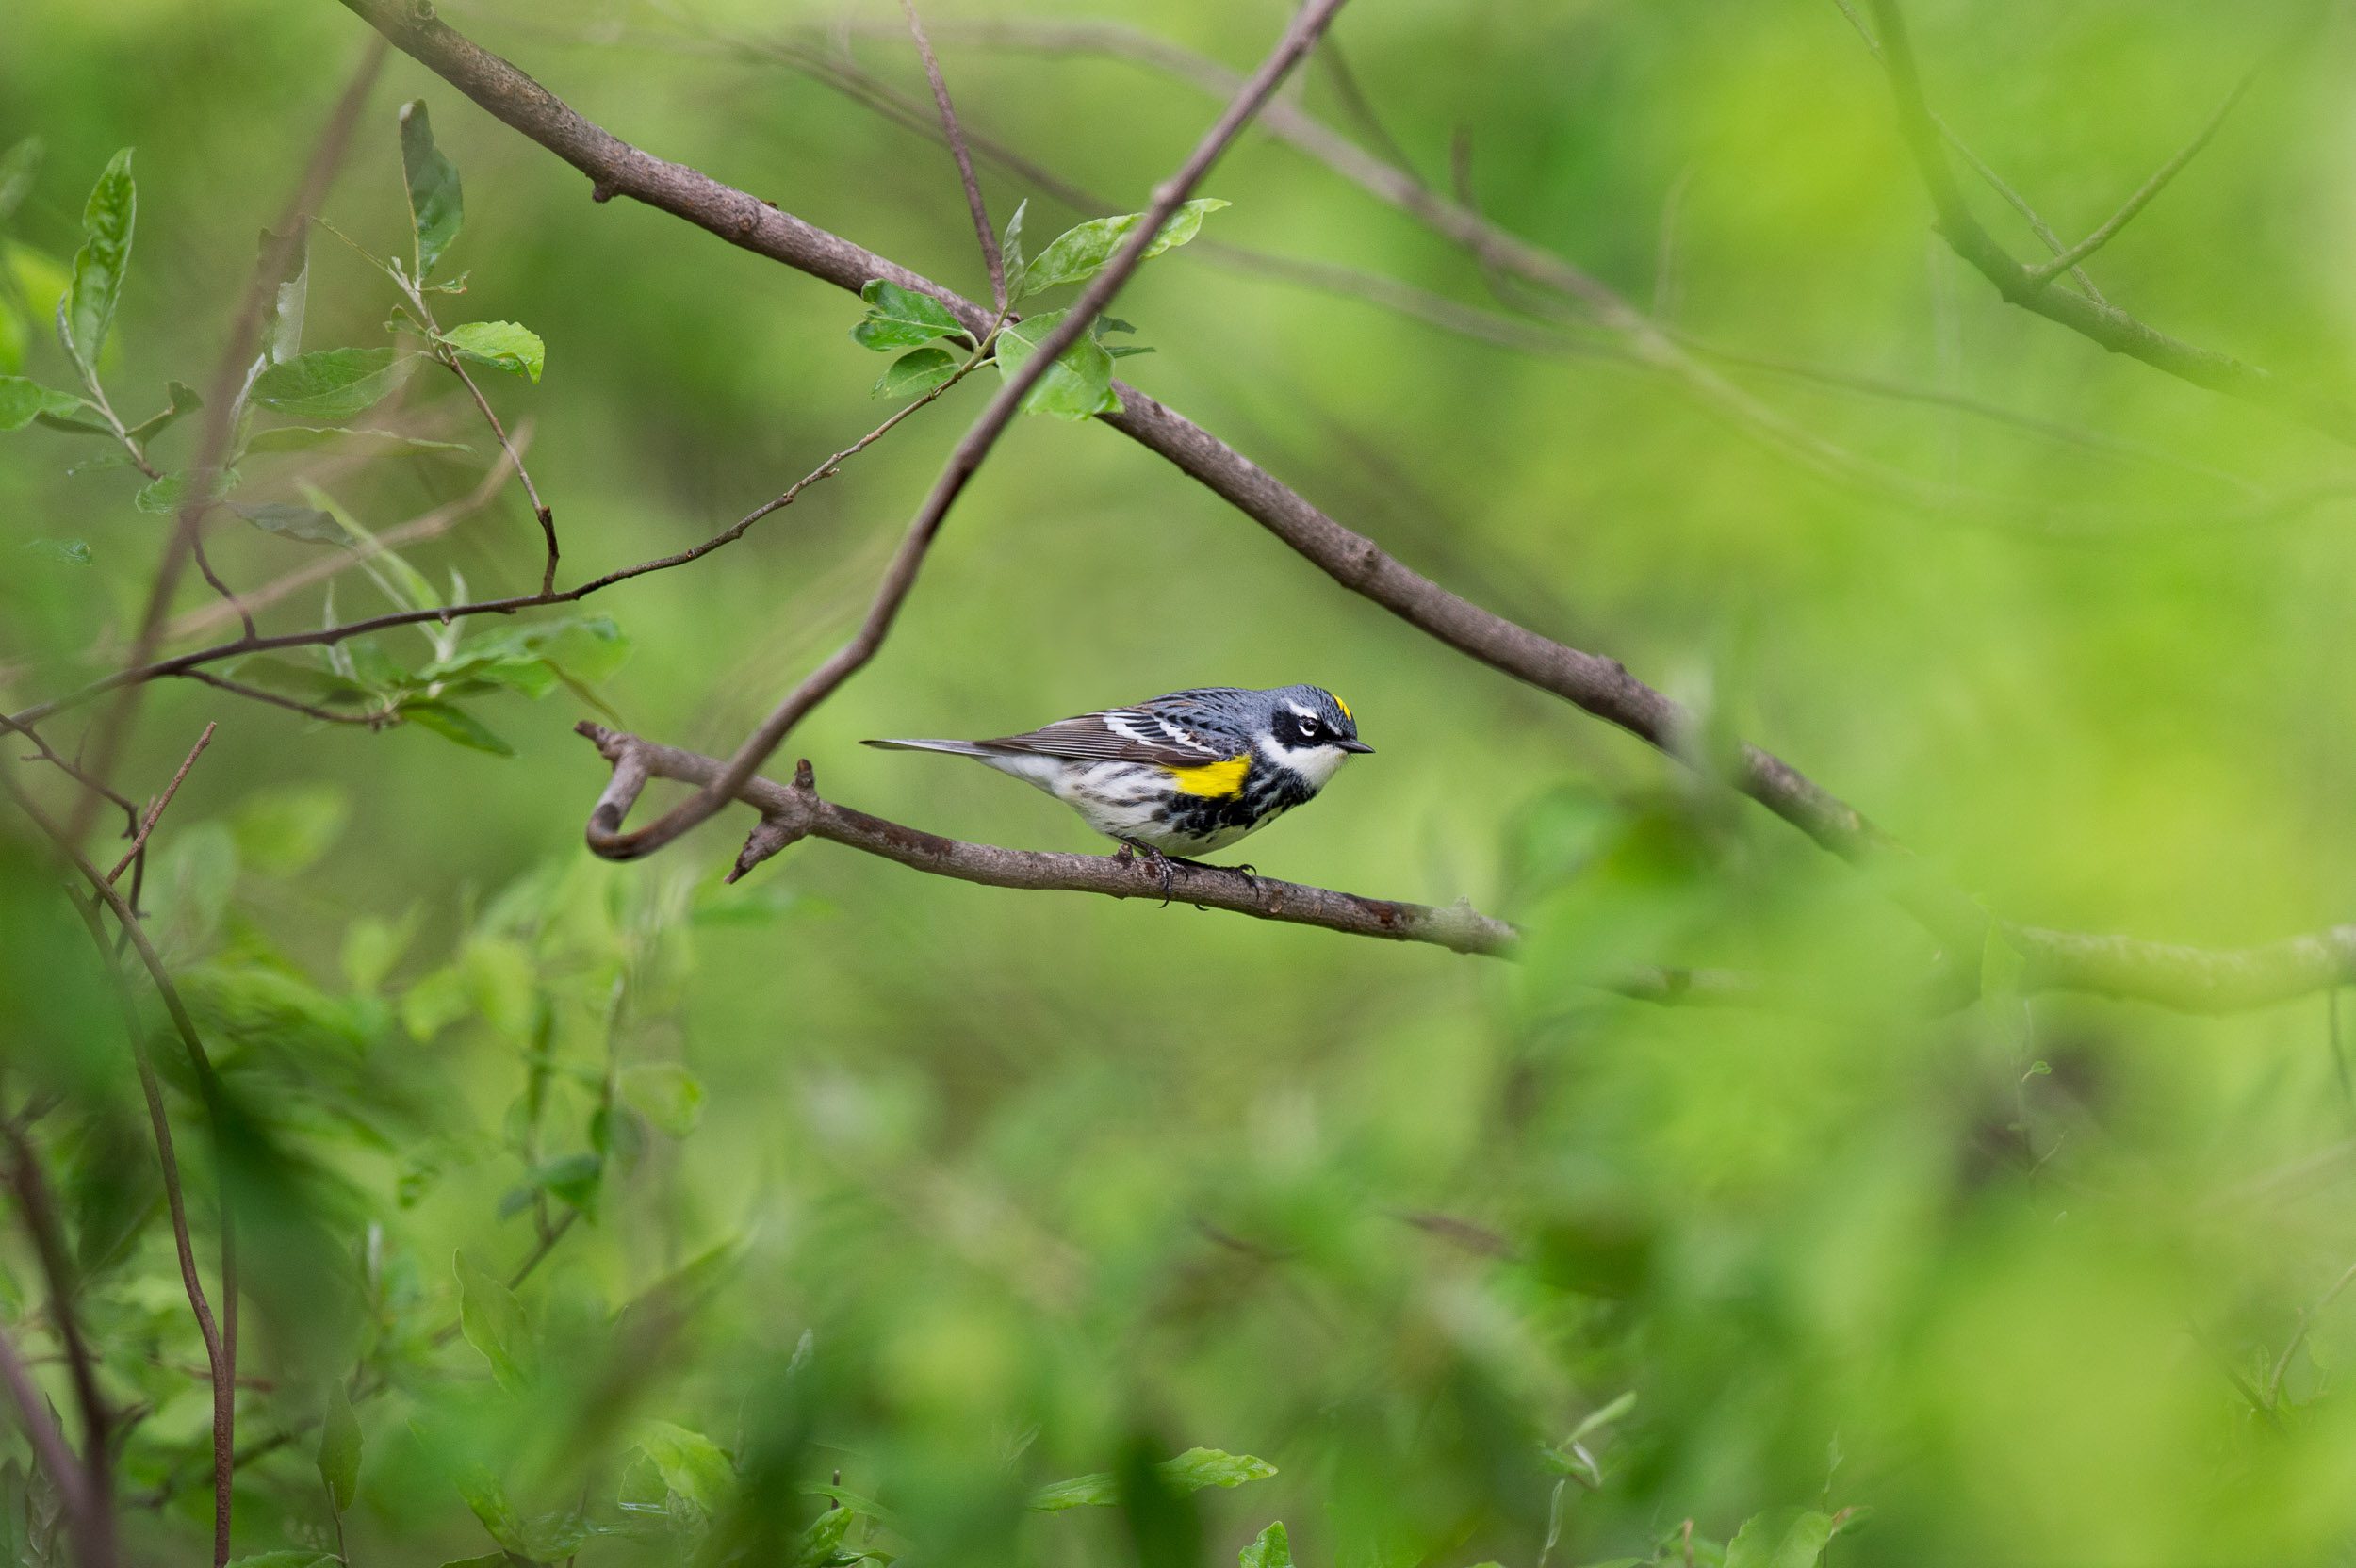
[1285, 702, 1317, 720]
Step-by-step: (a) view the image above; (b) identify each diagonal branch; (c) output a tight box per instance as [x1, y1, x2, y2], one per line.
[0, 1320, 106, 1568]
[106, 723, 216, 885]
[575, 0, 1354, 863]
[897, 0, 1006, 311]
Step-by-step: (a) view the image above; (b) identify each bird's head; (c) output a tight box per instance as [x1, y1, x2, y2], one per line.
[1254, 685, 1372, 786]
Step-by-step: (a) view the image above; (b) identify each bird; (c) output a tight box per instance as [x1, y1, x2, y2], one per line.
[864, 684, 1372, 886]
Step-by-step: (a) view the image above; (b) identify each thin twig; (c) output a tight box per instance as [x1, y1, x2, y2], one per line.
[581, 0, 1354, 862]
[177, 671, 390, 727]
[2266, 1256, 2356, 1407]
[897, 0, 1005, 310]
[105, 722, 217, 884]
[2024, 58, 2265, 284]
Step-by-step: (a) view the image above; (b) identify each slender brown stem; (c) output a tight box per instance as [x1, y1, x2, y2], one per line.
[105, 722, 216, 884]
[898, 0, 1005, 311]
[177, 671, 389, 727]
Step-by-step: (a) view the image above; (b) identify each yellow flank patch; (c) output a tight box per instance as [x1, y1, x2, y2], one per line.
[1333, 694, 1352, 722]
[1165, 755, 1251, 797]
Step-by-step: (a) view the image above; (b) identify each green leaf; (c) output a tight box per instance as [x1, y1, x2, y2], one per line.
[125, 380, 201, 442]
[0, 377, 83, 431]
[0, 138, 41, 225]
[134, 468, 237, 515]
[437, 1558, 510, 1568]
[1566, 1391, 1636, 1446]
[636, 1421, 734, 1513]
[1019, 198, 1227, 294]
[251, 348, 416, 423]
[524, 1152, 603, 1217]
[851, 279, 968, 351]
[1240, 1522, 1291, 1568]
[402, 700, 515, 756]
[792, 1505, 855, 1568]
[1001, 198, 1029, 302]
[621, 1063, 704, 1137]
[263, 225, 307, 365]
[809, 1483, 896, 1526]
[318, 1382, 361, 1513]
[231, 783, 351, 876]
[1031, 1448, 1275, 1511]
[64, 148, 134, 370]
[873, 345, 959, 400]
[23, 538, 91, 565]
[1723, 1509, 1835, 1568]
[400, 100, 463, 278]
[454, 1463, 530, 1555]
[340, 908, 418, 995]
[995, 310, 1118, 420]
[233, 502, 351, 546]
[437, 320, 544, 383]
[455, 1250, 534, 1391]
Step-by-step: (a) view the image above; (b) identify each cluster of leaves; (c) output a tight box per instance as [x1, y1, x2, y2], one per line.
[0, 109, 586, 752]
[847, 196, 1223, 419]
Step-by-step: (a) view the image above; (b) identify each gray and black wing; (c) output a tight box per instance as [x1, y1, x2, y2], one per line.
[980, 695, 1240, 768]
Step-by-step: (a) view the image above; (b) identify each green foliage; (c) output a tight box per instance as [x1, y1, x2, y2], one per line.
[400, 99, 463, 279]
[317, 1381, 362, 1513]
[995, 309, 1120, 419]
[1242, 1521, 1291, 1568]
[1014, 197, 1226, 298]
[849, 279, 970, 352]
[62, 146, 132, 373]
[248, 347, 416, 422]
[1029, 1446, 1276, 1511]
[455, 1250, 535, 1392]
[437, 318, 545, 383]
[0, 375, 79, 430]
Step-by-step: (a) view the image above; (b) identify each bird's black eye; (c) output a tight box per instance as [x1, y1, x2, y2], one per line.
[1296, 714, 1319, 741]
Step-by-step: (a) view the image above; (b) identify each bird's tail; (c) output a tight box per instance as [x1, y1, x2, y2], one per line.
[861, 737, 994, 757]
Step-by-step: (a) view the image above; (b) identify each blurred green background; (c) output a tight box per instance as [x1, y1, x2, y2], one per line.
[7, 0, 2356, 1563]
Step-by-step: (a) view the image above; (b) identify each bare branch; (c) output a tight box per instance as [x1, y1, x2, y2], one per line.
[105, 723, 217, 885]
[897, 0, 1005, 311]
[577, 0, 1354, 863]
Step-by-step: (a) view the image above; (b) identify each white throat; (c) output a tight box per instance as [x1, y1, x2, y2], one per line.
[1258, 734, 1350, 790]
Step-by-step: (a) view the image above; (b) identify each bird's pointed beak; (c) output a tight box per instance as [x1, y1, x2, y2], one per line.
[1338, 739, 1375, 754]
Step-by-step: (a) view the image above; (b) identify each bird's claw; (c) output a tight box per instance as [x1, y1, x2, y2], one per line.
[1118, 840, 1178, 906]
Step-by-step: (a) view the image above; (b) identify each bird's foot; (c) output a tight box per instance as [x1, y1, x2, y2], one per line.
[1117, 839, 1178, 906]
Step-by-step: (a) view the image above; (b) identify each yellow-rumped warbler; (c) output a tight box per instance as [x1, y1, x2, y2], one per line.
[865, 684, 1371, 861]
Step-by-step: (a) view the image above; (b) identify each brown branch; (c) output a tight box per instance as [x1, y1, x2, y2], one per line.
[176, 671, 389, 727]
[897, 0, 1005, 311]
[64, 35, 388, 855]
[1863, 0, 2356, 446]
[0, 1321, 106, 1568]
[105, 722, 216, 884]
[576, 0, 1354, 862]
